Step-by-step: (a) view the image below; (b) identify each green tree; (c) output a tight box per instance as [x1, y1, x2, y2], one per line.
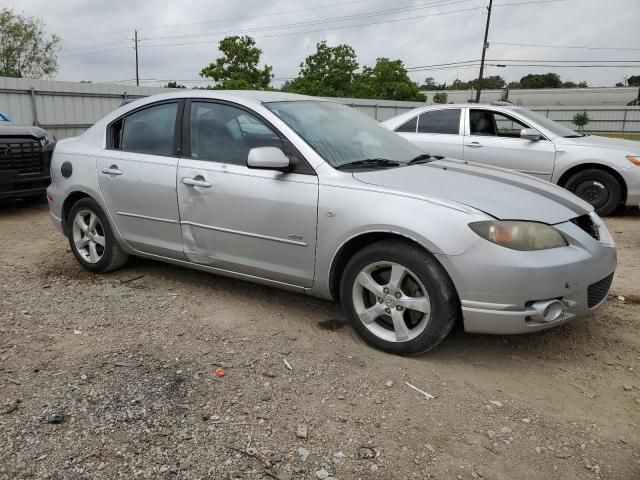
[284, 42, 359, 97]
[433, 91, 448, 104]
[165, 81, 186, 89]
[562, 81, 577, 88]
[519, 73, 563, 89]
[445, 76, 505, 90]
[627, 75, 640, 87]
[200, 35, 272, 90]
[354, 58, 425, 101]
[0, 7, 60, 78]
[572, 111, 590, 132]
[578, 81, 588, 88]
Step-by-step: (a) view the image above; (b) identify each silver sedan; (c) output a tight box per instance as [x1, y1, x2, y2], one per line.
[383, 104, 640, 216]
[47, 91, 616, 355]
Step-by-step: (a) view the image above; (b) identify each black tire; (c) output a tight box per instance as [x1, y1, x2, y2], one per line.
[564, 168, 622, 217]
[67, 197, 129, 273]
[339, 240, 459, 355]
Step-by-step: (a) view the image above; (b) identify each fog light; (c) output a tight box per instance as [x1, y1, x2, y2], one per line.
[529, 299, 564, 323]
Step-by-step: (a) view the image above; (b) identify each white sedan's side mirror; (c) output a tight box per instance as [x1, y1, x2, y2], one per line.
[520, 128, 542, 141]
[247, 146, 291, 171]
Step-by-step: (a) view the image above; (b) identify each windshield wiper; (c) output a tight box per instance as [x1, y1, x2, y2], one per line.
[336, 158, 401, 170]
[563, 134, 586, 138]
[407, 154, 437, 165]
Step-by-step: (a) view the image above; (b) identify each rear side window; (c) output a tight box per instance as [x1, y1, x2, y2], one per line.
[417, 109, 461, 135]
[395, 116, 418, 133]
[113, 102, 178, 156]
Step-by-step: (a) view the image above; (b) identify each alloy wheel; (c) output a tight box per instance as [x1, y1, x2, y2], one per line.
[72, 209, 106, 264]
[351, 261, 431, 343]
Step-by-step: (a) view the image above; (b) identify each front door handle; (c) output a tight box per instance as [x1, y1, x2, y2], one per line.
[465, 142, 483, 148]
[101, 165, 122, 176]
[182, 176, 212, 188]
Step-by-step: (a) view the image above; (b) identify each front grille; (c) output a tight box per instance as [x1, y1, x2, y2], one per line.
[587, 274, 613, 308]
[571, 214, 599, 240]
[0, 138, 44, 174]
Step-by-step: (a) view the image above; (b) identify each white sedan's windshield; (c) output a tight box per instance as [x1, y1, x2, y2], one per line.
[265, 101, 423, 168]
[514, 108, 581, 138]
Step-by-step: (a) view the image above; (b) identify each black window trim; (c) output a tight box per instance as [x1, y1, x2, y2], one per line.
[182, 98, 316, 176]
[416, 108, 462, 136]
[106, 99, 184, 157]
[394, 115, 419, 134]
[469, 108, 550, 141]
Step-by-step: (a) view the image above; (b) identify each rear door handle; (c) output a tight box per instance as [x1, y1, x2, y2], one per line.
[465, 142, 483, 148]
[182, 177, 212, 188]
[101, 165, 122, 175]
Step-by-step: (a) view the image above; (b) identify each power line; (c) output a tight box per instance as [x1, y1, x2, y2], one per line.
[140, 6, 486, 48]
[492, 41, 640, 51]
[59, 0, 473, 55]
[138, 0, 475, 42]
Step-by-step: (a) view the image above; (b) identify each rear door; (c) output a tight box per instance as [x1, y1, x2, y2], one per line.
[177, 100, 318, 287]
[96, 101, 184, 258]
[394, 108, 464, 159]
[463, 108, 556, 180]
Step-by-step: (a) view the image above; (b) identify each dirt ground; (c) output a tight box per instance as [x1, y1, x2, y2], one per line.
[1, 203, 638, 480]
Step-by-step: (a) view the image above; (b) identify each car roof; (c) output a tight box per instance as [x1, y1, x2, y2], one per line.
[127, 89, 321, 107]
[382, 103, 519, 127]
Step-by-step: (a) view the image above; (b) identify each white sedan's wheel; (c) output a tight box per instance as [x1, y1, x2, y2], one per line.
[352, 261, 431, 343]
[72, 209, 106, 264]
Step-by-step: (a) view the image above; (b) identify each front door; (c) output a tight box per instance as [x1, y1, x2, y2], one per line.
[177, 100, 318, 287]
[463, 108, 556, 180]
[97, 101, 184, 258]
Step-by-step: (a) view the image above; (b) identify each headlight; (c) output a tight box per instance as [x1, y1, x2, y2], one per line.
[469, 221, 568, 251]
[40, 133, 55, 146]
[626, 155, 640, 166]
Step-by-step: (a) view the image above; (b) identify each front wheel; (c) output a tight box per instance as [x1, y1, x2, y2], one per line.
[67, 198, 129, 273]
[564, 168, 622, 217]
[339, 240, 459, 355]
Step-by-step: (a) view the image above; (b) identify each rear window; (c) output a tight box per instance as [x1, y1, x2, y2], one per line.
[417, 109, 461, 135]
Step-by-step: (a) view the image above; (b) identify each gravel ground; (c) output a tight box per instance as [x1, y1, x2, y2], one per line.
[1, 203, 639, 480]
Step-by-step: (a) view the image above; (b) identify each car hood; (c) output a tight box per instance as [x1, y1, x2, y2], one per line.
[352, 158, 592, 224]
[0, 123, 47, 138]
[556, 134, 640, 153]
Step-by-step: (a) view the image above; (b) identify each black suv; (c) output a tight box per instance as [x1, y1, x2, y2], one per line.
[0, 120, 55, 202]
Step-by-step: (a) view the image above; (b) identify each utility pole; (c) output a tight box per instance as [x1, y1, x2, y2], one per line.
[134, 29, 139, 86]
[475, 0, 493, 103]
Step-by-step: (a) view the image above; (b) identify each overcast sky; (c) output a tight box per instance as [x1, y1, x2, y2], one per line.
[3, 0, 639, 89]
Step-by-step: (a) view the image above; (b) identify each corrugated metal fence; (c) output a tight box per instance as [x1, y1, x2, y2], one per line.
[1, 77, 639, 139]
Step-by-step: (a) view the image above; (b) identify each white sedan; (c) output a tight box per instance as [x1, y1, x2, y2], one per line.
[384, 104, 640, 216]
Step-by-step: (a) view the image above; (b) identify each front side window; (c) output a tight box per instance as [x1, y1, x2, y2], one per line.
[265, 101, 422, 168]
[117, 102, 178, 156]
[418, 109, 461, 135]
[470, 109, 528, 138]
[189, 102, 282, 165]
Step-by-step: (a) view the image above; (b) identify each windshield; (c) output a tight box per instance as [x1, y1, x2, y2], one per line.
[264, 101, 423, 168]
[513, 108, 580, 138]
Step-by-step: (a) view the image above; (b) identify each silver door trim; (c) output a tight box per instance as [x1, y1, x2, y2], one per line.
[117, 211, 179, 224]
[180, 220, 308, 247]
[518, 169, 552, 176]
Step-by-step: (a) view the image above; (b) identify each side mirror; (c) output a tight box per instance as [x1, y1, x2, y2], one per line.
[247, 147, 291, 171]
[520, 128, 542, 141]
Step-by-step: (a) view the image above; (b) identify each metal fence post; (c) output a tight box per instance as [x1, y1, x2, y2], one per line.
[374, 104, 379, 121]
[621, 108, 627, 134]
[29, 87, 39, 126]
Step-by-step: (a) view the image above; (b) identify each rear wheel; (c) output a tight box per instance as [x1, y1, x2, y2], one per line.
[339, 240, 459, 355]
[67, 198, 128, 273]
[564, 168, 622, 216]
